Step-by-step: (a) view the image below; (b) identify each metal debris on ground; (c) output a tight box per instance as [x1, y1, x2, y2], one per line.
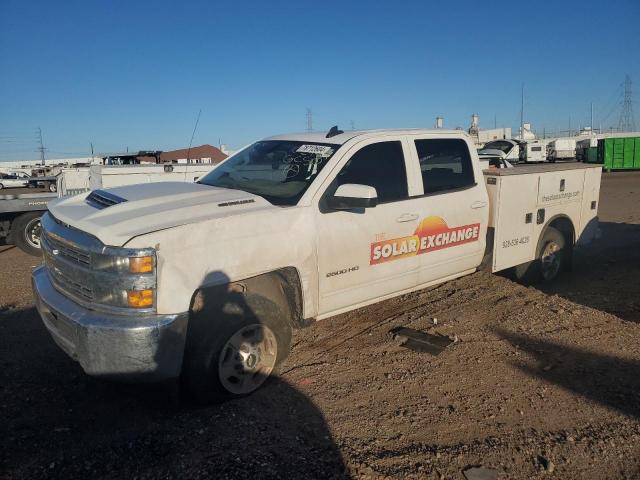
[389, 327, 454, 355]
[463, 466, 498, 480]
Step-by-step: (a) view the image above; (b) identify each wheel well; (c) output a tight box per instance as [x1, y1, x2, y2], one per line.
[190, 267, 307, 329]
[546, 216, 575, 247]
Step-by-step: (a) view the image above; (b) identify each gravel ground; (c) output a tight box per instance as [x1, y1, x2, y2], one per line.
[1, 172, 640, 479]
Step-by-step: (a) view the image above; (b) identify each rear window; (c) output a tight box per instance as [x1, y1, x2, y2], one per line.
[415, 139, 475, 194]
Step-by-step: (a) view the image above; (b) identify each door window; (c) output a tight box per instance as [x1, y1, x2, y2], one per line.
[415, 139, 475, 194]
[334, 141, 408, 203]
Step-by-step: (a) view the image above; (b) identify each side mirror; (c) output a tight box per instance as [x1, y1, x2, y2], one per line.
[328, 183, 378, 210]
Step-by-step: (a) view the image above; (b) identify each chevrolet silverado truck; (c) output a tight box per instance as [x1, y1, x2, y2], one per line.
[32, 128, 601, 401]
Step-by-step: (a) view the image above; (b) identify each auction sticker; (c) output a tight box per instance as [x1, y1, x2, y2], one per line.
[296, 144, 334, 156]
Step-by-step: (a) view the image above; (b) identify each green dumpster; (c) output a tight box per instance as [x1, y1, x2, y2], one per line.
[585, 146, 598, 163]
[598, 137, 640, 170]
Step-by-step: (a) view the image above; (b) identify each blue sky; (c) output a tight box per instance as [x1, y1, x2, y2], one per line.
[1, 0, 638, 160]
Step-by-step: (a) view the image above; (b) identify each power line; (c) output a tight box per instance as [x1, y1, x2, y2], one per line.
[618, 74, 636, 132]
[306, 108, 313, 132]
[37, 126, 46, 165]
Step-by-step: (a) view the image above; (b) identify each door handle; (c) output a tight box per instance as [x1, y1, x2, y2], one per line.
[396, 213, 419, 223]
[471, 201, 487, 209]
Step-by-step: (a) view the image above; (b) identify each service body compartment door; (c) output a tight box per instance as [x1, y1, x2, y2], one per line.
[491, 174, 537, 272]
[577, 167, 601, 244]
[537, 170, 583, 207]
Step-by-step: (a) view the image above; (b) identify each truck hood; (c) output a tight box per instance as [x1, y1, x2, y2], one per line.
[48, 182, 274, 246]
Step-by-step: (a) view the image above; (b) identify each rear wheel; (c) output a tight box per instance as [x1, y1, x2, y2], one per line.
[514, 227, 567, 284]
[11, 212, 43, 256]
[0, 183, 4, 190]
[182, 292, 292, 403]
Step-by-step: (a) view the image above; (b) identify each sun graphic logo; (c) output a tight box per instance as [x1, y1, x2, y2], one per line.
[370, 216, 480, 265]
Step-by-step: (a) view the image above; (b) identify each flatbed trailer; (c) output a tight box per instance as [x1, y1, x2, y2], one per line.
[0, 192, 57, 255]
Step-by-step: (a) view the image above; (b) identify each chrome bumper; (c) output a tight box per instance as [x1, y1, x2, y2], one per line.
[32, 266, 188, 382]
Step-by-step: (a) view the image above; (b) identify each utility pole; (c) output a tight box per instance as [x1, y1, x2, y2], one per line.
[520, 83, 524, 140]
[568, 115, 571, 137]
[494, 114, 497, 129]
[350, 120, 355, 131]
[618, 74, 636, 132]
[90, 142, 94, 162]
[590, 102, 594, 131]
[306, 108, 313, 132]
[37, 127, 46, 165]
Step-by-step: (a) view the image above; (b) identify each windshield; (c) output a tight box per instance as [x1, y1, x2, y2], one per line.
[198, 140, 339, 205]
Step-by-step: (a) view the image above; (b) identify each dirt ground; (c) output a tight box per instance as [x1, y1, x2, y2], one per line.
[1, 172, 640, 479]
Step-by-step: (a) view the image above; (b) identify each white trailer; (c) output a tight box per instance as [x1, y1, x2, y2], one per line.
[520, 140, 548, 163]
[547, 138, 576, 162]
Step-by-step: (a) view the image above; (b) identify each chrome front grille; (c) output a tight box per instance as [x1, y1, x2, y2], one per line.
[40, 215, 98, 304]
[43, 230, 91, 266]
[45, 256, 94, 301]
[42, 233, 95, 302]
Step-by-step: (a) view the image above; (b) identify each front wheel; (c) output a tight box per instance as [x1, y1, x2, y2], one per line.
[182, 292, 292, 403]
[513, 227, 567, 284]
[48, 182, 57, 192]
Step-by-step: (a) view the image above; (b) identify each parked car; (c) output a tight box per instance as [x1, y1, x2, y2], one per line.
[478, 139, 521, 163]
[0, 172, 29, 189]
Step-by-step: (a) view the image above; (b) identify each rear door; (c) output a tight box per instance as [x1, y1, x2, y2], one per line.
[406, 135, 488, 284]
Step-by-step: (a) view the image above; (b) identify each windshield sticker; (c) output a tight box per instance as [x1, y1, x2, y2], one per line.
[296, 144, 334, 156]
[370, 216, 480, 265]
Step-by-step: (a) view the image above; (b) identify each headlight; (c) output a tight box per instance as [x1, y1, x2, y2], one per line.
[90, 247, 157, 311]
[129, 256, 154, 273]
[93, 251, 155, 274]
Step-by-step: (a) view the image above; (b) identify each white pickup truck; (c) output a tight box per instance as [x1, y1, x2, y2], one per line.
[32, 128, 601, 401]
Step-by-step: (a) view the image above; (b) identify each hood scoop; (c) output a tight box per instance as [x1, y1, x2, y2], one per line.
[86, 190, 128, 210]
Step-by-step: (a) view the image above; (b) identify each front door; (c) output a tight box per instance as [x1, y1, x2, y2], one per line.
[315, 138, 424, 317]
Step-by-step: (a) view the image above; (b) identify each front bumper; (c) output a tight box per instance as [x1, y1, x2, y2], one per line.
[32, 266, 188, 382]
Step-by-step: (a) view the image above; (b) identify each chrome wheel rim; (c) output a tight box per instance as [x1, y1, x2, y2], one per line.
[541, 241, 561, 280]
[218, 324, 278, 395]
[25, 218, 42, 249]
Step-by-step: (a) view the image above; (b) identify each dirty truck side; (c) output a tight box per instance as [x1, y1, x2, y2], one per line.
[31, 129, 602, 401]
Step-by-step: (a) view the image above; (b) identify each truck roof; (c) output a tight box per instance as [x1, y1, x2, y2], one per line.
[265, 128, 466, 145]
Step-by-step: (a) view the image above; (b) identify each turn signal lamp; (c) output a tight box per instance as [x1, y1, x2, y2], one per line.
[127, 289, 154, 308]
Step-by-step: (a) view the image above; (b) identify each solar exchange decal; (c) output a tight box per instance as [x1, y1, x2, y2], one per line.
[370, 216, 480, 265]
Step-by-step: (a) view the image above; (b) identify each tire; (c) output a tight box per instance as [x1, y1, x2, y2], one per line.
[513, 226, 567, 284]
[11, 212, 43, 256]
[48, 182, 57, 192]
[0, 183, 4, 190]
[182, 291, 292, 404]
